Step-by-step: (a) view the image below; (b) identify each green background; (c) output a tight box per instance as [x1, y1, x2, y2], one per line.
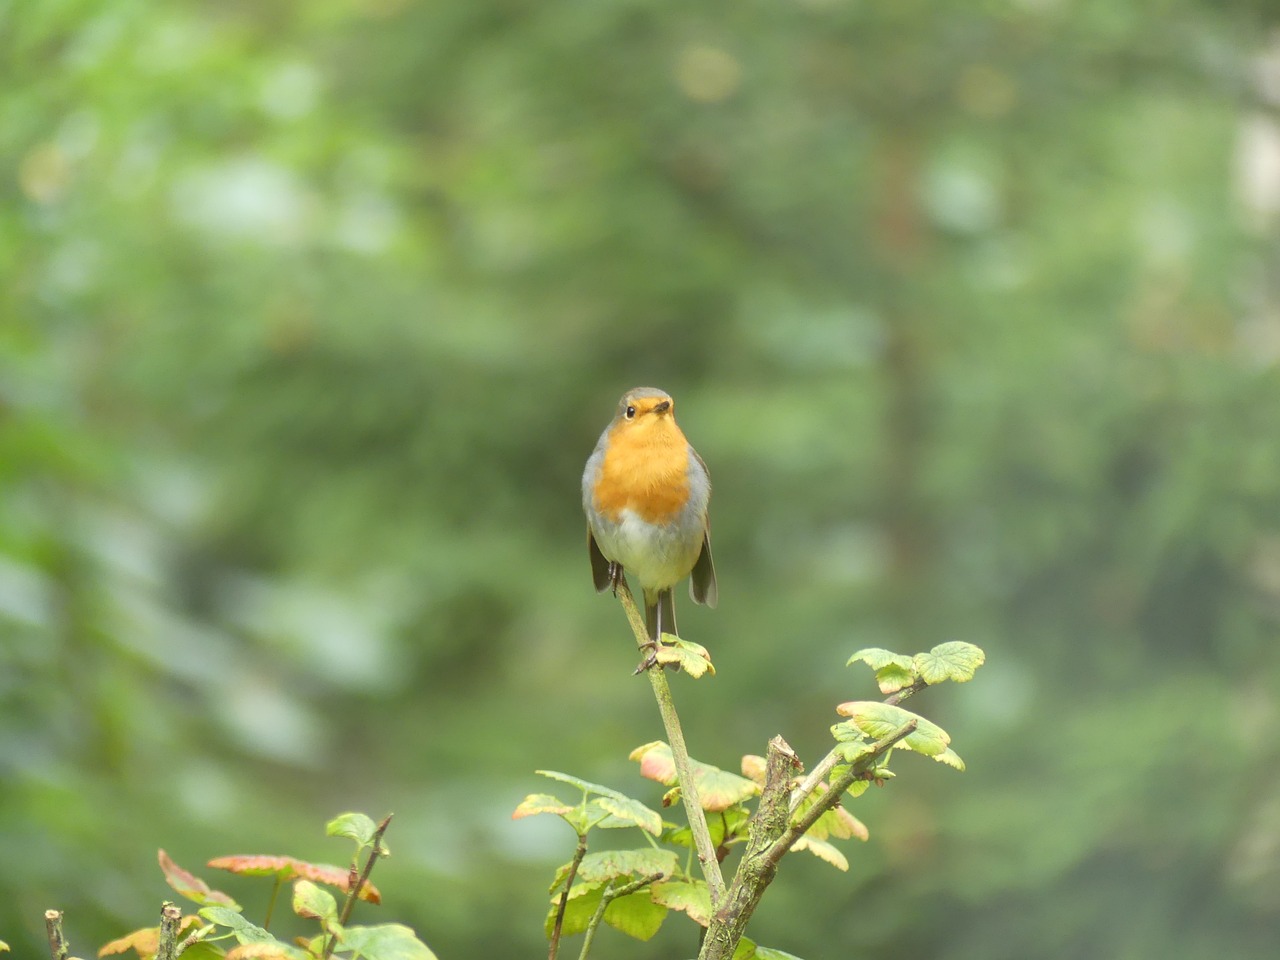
[4, 1, 1279, 957]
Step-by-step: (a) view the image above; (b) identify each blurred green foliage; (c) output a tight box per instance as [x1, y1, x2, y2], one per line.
[3, 0, 1280, 957]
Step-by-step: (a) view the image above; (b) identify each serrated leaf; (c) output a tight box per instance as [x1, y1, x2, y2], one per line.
[158, 850, 237, 908]
[338, 924, 438, 960]
[933, 747, 966, 770]
[574, 848, 678, 885]
[535, 770, 628, 801]
[913, 641, 985, 684]
[873, 663, 916, 695]
[98, 918, 203, 959]
[198, 908, 274, 945]
[602, 890, 667, 941]
[590, 795, 663, 836]
[207, 856, 380, 904]
[511, 793, 575, 820]
[630, 742, 759, 811]
[292, 880, 337, 924]
[791, 835, 848, 871]
[847, 648, 914, 672]
[754, 946, 807, 960]
[650, 880, 711, 926]
[225, 944, 310, 960]
[544, 888, 599, 939]
[325, 813, 378, 847]
[653, 636, 715, 678]
[834, 701, 950, 757]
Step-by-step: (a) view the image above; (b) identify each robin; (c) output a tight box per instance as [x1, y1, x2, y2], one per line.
[582, 387, 718, 650]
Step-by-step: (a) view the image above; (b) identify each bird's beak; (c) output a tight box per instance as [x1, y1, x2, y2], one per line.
[654, 399, 671, 415]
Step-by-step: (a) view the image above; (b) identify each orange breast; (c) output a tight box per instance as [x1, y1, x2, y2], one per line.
[593, 419, 691, 524]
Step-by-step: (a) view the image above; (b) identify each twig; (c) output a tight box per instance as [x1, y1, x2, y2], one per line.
[156, 902, 182, 960]
[614, 581, 727, 910]
[44, 909, 68, 960]
[884, 677, 928, 706]
[699, 722, 916, 960]
[263, 875, 284, 930]
[549, 833, 589, 960]
[790, 677, 929, 814]
[576, 872, 665, 960]
[175, 924, 214, 957]
[323, 813, 393, 960]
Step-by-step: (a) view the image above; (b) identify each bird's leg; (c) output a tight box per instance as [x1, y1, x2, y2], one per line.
[608, 561, 623, 596]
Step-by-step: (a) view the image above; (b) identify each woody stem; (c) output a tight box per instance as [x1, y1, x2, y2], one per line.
[614, 580, 727, 910]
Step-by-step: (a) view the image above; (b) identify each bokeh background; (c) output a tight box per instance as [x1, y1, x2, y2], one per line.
[5, 1, 1280, 957]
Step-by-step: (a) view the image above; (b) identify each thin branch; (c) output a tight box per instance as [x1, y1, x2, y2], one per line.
[884, 677, 928, 706]
[263, 875, 284, 930]
[549, 833, 589, 960]
[614, 580, 726, 909]
[576, 872, 665, 960]
[323, 813, 393, 960]
[44, 909, 68, 960]
[175, 925, 215, 957]
[790, 678, 930, 814]
[156, 902, 182, 960]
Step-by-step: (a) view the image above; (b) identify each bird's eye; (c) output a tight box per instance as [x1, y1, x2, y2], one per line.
[624, 405, 637, 420]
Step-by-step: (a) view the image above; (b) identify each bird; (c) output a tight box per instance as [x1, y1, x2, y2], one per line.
[582, 387, 717, 654]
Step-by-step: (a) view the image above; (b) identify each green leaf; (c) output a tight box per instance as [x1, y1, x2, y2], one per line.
[589, 795, 663, 836]
[545, 888, 599, 939]
[603, 890, 667, 941]
[338, 924, 438, 960]
[913, 641, 986, 684]
[834, 701, 950, 757]
[535, 770, 629, 801]
[754, 946, 808, 960]
[654, 635, 715, 678]
[630, 742, 760, 811]
[326, 813, 378, 848]
[847, 648, 914, 672]
[199, 907, 274, 945]
[650, 880, 712, 926]
[574, 848, 678, 884]
[0, 941, 8, 953]
[732, 936, 757, 960]
[292, 880, 338, 925]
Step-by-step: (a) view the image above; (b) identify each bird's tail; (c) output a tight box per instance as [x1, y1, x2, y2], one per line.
[644, 588, 677, 643]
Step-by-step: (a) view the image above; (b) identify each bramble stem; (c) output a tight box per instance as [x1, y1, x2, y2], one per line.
[576, 872, 664, 960]
[156, 902, 182, 960]
[323, 813, 393, 960]
[549, 833, 588, 960]
[614, 581, 726, 910]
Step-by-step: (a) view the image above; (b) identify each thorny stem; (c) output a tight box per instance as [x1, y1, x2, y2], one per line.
[576, 872, 664, 960]
[614, 580, 726, 910]
[549, 833, 589, 960]
[323, 813, 393, 960]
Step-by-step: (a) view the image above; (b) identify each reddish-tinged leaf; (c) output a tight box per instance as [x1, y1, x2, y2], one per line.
[207, 856, 381, 904]
[630, 743, 759, 811]
[740, 755, 766, 786]
[99, 918, 202, 959]
[511, 793, 575, 820]
[158, 850, 237, 907]
[225, 944, 306, 960]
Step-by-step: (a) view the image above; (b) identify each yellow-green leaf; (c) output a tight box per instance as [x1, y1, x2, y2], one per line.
[602, 890, 667, 941]
[651, 880, 712, 926]
[654, 635, 715, 678]
[791, 835, 848, 870]
[590, 795, 663, 836]
[630, 742, 759, 811]
[913, 641, 985, 684]
[834, 701, 950, 757]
